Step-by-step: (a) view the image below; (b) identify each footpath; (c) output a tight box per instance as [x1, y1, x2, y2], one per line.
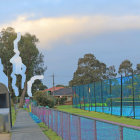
[11, 109, 49, 140]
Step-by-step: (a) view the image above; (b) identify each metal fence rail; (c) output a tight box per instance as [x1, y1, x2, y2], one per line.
[72, 74, 140, 119]
[31, 105, 140, 140]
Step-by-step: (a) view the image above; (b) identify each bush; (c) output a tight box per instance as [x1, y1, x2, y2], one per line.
[33, 91, 55, 108]
[56, 97, 67, 105]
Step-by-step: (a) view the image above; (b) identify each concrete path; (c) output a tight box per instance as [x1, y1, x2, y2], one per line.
[0, 133, 10, 140]
[11, 110, 49, 140]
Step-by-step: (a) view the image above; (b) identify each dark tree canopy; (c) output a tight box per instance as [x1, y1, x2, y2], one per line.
[69, 53, 107, 86]
[118, 60, 133, 76]
[106, 65, 117, 79]
[32, 80, 47, 95]
[0, 27, 47, 107]
[0, 27, 17, 96]
[134, 64, 140, 74]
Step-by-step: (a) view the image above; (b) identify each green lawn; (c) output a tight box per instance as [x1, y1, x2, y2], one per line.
[77, 103, 107, 107]
[56, 105, 140, 127]
[38, 122, 62, 140]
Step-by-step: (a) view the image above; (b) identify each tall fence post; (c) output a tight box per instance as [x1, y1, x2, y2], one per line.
[94, 82, 96, 112]
[83, 85, 85, 110]
[101, 81, 104, 112]
[88, 84, 90, 111]
[110, 79, 112, 115]
[77, 87, 79, 108]
[72, 87, 74, 108]
[75, 87, 77, 108]
[132, 72, 135, 119]
[91, 84, 93, 110]
[120, 75, 123, 116]
[79, 86, 81, 109]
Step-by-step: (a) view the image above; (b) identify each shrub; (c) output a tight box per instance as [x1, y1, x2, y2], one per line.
[56, 97, 67, 105]
[33, 91, 55, 108]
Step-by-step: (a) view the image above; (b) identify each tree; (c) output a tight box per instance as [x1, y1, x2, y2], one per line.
[106, 65, 117, 79]
[18, 33, 47, 107]
[69, 53, 107, 86]
[34, 91, 55, 108]
[32, 80, 47, 95]
[0, 27, 47, 107]
[134, 64, 140, 74]
[56, 84, 65, 87]
[56, 84, 69, 88]
[0, 27, 17, 96]
[118, 60, 133, 76]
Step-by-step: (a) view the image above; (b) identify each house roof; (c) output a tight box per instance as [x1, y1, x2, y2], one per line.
[53, 88, 73, 96]
[43, 87, 64, 92]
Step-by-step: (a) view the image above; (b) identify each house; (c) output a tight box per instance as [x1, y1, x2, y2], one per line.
[43, 87, 64, 95]
[52, 88, 73, 105]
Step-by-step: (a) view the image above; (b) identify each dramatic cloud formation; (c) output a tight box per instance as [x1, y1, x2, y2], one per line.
[1, 15, 140, 49]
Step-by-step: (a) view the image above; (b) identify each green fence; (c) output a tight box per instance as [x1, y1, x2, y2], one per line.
[72, 74, 140, 119]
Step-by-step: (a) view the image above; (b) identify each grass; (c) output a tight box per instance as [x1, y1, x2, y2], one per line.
[38, 122, 62, 140]
[77, 103, 107, 107]
[56, 105, 140, 127]
[11, 107, 16, 126]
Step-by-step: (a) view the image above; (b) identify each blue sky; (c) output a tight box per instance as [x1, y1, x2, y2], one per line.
[0, 0, 140, 88]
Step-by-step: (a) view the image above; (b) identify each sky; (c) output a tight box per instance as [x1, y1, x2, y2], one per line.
[0, 0, 140, 88]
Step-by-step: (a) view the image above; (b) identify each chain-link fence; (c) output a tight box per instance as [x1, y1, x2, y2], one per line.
[73, 74, 140, 119]
[31, 105, 140, 140]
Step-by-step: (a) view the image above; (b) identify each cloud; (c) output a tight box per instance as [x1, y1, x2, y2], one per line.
[1, 15, 140, 49]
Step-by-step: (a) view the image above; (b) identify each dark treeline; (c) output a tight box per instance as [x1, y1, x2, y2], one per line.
[0, 27, 47, 107]
[69, 53, 140, 86]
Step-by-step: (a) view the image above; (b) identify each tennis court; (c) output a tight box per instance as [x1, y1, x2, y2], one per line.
[73, 74, 140, 119]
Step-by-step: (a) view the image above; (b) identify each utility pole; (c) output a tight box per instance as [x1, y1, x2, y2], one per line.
[52, 73, 55, 96]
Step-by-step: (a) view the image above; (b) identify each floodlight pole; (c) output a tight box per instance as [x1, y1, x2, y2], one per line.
[120, 75, 123, 116]
[132, 71, 135, 119]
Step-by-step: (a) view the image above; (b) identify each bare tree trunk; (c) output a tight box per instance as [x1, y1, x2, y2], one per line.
[8, 72, 14, 97]
[19, 79, 27, 108]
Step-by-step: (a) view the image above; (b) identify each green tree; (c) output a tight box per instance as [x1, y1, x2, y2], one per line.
[56, 84, 69, 88]
[34, 91, 55, 108]
[0, 27, 47, 107]
[69, 53, 107, 86]
[0, 27, 17, 96]
[134, 64, 140, 74]
[18, 33, 47, 107]
[32, 80, 47, 95]
[106, 65, 117, 79]
[118, 60, 133, 76]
